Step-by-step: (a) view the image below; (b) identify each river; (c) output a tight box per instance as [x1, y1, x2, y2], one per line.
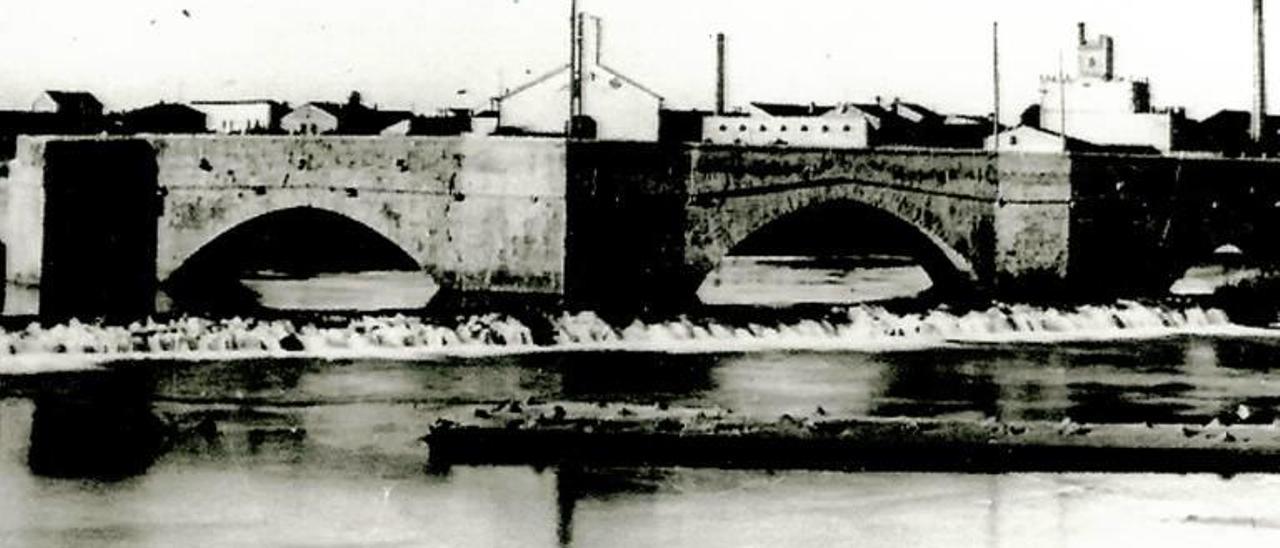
[3, 257, 1280, 547]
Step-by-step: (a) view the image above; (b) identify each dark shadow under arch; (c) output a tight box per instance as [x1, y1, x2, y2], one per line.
[709, 200, 978, 301]
[165, 206, 420, 313]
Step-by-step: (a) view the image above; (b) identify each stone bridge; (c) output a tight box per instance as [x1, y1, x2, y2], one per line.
[4, 134, 1280, 317]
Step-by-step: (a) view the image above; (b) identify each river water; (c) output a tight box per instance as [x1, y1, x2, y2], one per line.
[4, 257, 1280, 547]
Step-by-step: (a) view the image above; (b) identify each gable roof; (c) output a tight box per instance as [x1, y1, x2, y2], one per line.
[750, 102, 837, 117]
[43, 90, 102, 112]
[124, 102, 205, 118]
[190, 99, 282, 108]
[295, 102, 344, 117]
[497, 65, 571, 101]
[891, 102, 941, 123]
[997, 125, 1161, 154]
[339, 107, 414, 134]
[596, 63, 664, 101]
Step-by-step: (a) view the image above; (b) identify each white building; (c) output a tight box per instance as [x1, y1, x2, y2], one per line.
[986, 126, 1078, 153]
[701, 102, 872, 148]
[1038, 23, 1182, 153]
[281, 102, 342, 135]
[191, 100, 282, 134]
[496, 13, 663, 141]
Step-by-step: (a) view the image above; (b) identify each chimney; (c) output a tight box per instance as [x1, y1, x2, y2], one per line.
[716, 33, 727, 115]
[1078, 22, 1087, 45]
[580, 13, 603, 67]
[1254, 0, 1268, 145]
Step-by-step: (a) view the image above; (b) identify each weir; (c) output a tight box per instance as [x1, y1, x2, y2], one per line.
[4, 134, 1280, 317]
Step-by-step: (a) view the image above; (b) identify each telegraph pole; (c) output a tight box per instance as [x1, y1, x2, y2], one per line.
[992, 21, 1001, 151]
[568, 0, 583, 137]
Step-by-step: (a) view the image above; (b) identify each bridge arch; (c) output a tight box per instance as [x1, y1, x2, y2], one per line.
[687, 190, 986, 300]
[162, 205, 425, 311]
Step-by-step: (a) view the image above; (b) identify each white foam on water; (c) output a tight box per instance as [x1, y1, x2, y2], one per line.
[0, 301, 1275, 375]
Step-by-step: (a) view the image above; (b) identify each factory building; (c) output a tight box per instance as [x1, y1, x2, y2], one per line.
[191, 99, 286, 134]
[700, 102, 872, 148]
[1037, 23, 1187, 153]
[496, 13, 663, 141]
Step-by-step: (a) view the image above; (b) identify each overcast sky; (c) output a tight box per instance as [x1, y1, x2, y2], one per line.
[0, 1, 1267, 121]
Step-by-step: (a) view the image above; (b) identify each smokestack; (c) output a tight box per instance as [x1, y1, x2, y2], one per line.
[1078, 22, 1087, 45]
[716, 33, 727, 115]
[582, 14, 602, 66]
[1254, 0, 1268, 145]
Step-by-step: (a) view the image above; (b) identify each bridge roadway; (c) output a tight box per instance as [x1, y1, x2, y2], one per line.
[2, 135, 1279, 317]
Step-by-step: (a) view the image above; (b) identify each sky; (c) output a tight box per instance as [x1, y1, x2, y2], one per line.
[0, 1, 1268, 121]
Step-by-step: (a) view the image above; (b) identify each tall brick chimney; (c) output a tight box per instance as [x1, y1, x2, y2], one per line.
[716, 33, 727, 115]
[1254, 0, 1268, 144]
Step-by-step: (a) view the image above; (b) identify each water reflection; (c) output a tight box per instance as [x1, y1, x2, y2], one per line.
[8, 337, 1280, 545]
[26, 373, 166, 480]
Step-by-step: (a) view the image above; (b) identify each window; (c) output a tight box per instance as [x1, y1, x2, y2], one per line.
[843, 125, 851, 132]
[719, 124, 727, 132]
[739, 124, 747, 132]
[1009, 135, 1019, 145]
[822, 125, 829, 133]
[780, 125, 788, 132]
[759, 124, 768, 132]
[800, 125, 809, 132]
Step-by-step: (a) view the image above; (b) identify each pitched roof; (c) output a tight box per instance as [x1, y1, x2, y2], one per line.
[892, 102, 941, 123]
[43, 90, 102, 111]
[596, 63, 664, 101]
[497, 65, 571, 101]
[297, 102, 344, 117]
[190, 99, 282, 107]
[339, 107, 414, 134]
[750, 102, 837, 117]
[997, 125, 1161, 154]
[124, 102, 205, 117]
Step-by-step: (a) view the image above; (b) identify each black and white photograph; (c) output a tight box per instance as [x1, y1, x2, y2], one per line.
[4, 1, 1280, 546]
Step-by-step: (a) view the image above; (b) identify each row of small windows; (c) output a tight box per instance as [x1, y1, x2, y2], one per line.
[718, 123, 853, 133]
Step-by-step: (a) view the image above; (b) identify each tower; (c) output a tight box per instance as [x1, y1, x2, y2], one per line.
[1077, 22, 1115, 81]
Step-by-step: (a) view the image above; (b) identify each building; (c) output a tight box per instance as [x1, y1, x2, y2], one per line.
[379, 109, 477, 137]
[693, 98, 990, 149]
[115, 102, 207, 134]
[847, 99, 993, 148]
[986, 125, 1090, 153]
[1192, 110, 1280, 156]
[496, 13, 663, 141]
[659, 109, 712, 143]
[341, 108, 413, 135]
[0, 91, 106, 158]
[1037, 23, 1186, 153]
[470, 110, 499, 135]
[32, 91, 103, 120]
[28, 90, 104, 133]
[281, 102, 342, 135]
[191, 99, 286, 134]
[986, 125, 1160, 155]
[700, 102, 872, 148]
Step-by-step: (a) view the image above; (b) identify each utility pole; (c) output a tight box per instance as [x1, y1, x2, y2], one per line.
[568, 0, 583, 138]
[1058, 51, 1068, 153]
[992, 21, 1001, 151]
